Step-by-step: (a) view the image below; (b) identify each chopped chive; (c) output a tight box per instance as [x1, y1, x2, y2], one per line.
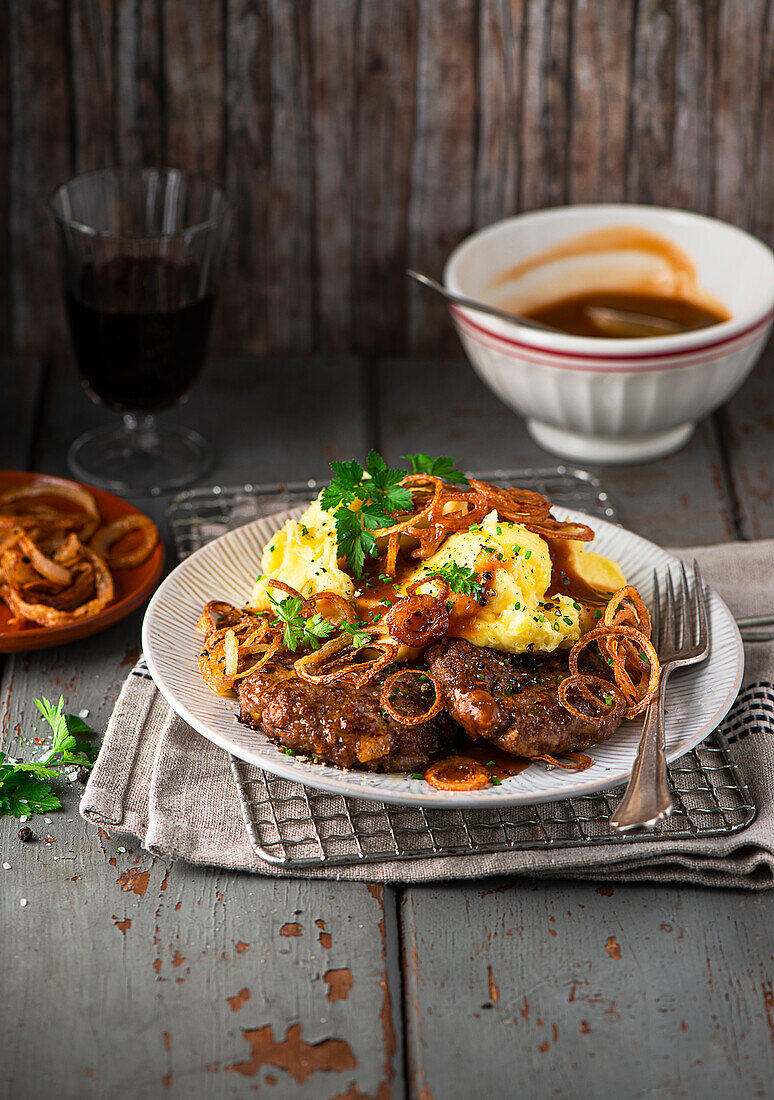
[513, 601, 521, 610]
[410, 773, 423, 780]
[524, 550, 532, 559]
[594, 609, 603, 618]
[563, 616, 573, 626]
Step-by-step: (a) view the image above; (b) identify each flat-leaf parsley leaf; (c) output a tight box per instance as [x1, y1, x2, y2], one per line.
[267, 593, 334, 652]
[425, 562, 485, 602]
[403, 452, 468, 485]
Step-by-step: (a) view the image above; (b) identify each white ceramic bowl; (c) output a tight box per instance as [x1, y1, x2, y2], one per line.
[444, 205, 774, 464]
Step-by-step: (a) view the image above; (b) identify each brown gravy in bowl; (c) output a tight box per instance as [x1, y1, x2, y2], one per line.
[491, 225, 730, 339]
[524, 289, 729, 338]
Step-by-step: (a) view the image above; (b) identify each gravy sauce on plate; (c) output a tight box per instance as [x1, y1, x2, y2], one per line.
[492, 225, 730, 338]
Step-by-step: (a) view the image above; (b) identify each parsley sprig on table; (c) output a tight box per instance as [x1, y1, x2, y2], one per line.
[425, 562, 486, 602]
[35, 697, 99, 769]
[0, 697, 98, 820]
[267, 593, 334, 652]
[320, 450, 468, 576]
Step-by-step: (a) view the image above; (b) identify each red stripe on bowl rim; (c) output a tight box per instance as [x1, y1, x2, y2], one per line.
[452, 306, 774, 373]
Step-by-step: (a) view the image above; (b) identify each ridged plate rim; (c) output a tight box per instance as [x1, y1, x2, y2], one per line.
[142, 507, 744, 808]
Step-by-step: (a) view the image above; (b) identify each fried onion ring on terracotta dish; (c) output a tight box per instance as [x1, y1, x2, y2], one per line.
[2, 543, 114, 627]
[90, 514, 159, 569]
[15, 533, 72, 587]
[0, 481, 101, 541]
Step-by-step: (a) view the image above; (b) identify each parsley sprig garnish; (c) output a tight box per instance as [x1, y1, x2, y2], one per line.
[340, 621, 372, 649]
[425, 562, 486, 602]
[0, 697, 98, 820]
[267, 593, 334, 652]
[403, 453, 468, 485]
[320, 451, 413, 577]
[320, 450, 468, 576]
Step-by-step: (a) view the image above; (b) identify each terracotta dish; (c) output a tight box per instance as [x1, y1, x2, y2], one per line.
[0, 471, 164, 652]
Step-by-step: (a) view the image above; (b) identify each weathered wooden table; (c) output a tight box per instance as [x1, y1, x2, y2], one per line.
[4, 351, 774, 1099]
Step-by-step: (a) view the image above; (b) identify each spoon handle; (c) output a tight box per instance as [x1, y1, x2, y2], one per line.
[406, 270, 558, 334]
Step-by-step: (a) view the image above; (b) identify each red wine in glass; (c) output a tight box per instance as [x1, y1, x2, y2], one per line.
[50, 167, 231, 494]
[65, 256, 215, 413]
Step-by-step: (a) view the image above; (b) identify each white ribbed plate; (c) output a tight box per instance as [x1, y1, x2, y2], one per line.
[142, 508, 743, 808]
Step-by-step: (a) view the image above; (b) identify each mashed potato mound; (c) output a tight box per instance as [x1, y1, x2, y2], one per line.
[248, 496, 625, 656]
[407, 512, 586, 654]
[249, 499, 353, 609]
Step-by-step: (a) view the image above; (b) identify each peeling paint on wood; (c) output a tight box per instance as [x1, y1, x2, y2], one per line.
[226, 1023, 357, 1083]
[324, 968, 354, 1003]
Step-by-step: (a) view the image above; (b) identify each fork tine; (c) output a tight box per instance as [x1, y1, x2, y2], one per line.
[678, 561, 691, 649]
[693, 559, 709, 651]
[651, 569, 661, 651]
[662, 568, 676, 652]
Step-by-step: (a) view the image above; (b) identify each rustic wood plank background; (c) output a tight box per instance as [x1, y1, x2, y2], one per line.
[2, 0, 772, 361]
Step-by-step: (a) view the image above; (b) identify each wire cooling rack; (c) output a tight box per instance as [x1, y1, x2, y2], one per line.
[168, 464, 617, 558]
[168, 468, 756, 869]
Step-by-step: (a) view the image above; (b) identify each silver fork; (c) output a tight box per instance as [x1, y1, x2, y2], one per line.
[609, 562, 710, 831]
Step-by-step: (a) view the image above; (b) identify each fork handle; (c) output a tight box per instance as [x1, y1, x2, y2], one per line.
[609, 670, 674, 831]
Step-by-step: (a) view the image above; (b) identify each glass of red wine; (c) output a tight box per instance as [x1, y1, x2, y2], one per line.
[50, 168, 232, 493]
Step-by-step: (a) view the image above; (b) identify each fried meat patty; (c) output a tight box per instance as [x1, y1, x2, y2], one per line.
[238, 657, 455, 771]
[427, 638, 623, 758]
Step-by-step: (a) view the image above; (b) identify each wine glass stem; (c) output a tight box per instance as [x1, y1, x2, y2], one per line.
[122, 412, 159, 451]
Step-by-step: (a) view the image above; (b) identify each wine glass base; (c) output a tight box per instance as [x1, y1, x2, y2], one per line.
[68, 421, 213, 495]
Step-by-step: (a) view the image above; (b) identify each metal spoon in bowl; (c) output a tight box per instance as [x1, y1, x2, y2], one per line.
[406, 270, 560, 333]
[408, 269, 690, 339]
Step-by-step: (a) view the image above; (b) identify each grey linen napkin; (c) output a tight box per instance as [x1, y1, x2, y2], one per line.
[81, 542, 774, 887]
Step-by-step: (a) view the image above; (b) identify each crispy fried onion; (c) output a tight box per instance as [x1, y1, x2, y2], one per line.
[0, 481, 101, 541]
[307, 590, 357, 626]
[2, 542, 113, 626]
[384, 580, 450, 647]
[374, 476, 595, 571]
[604, 584, 651, 636]
[568, 620, 661, 721]
[531, 752, 594, 772]
[16, 533, 72, 586]
[557, 674, 626, 724]
[198, 605, 283, 694]
[423, 755, 492, 791]
[90, 514, 159, 568]
[294, 630, 397, 688]
[379, 667, 443, 726]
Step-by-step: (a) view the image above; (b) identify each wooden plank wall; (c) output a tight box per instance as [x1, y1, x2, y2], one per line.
[3, 0, 773, 359]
